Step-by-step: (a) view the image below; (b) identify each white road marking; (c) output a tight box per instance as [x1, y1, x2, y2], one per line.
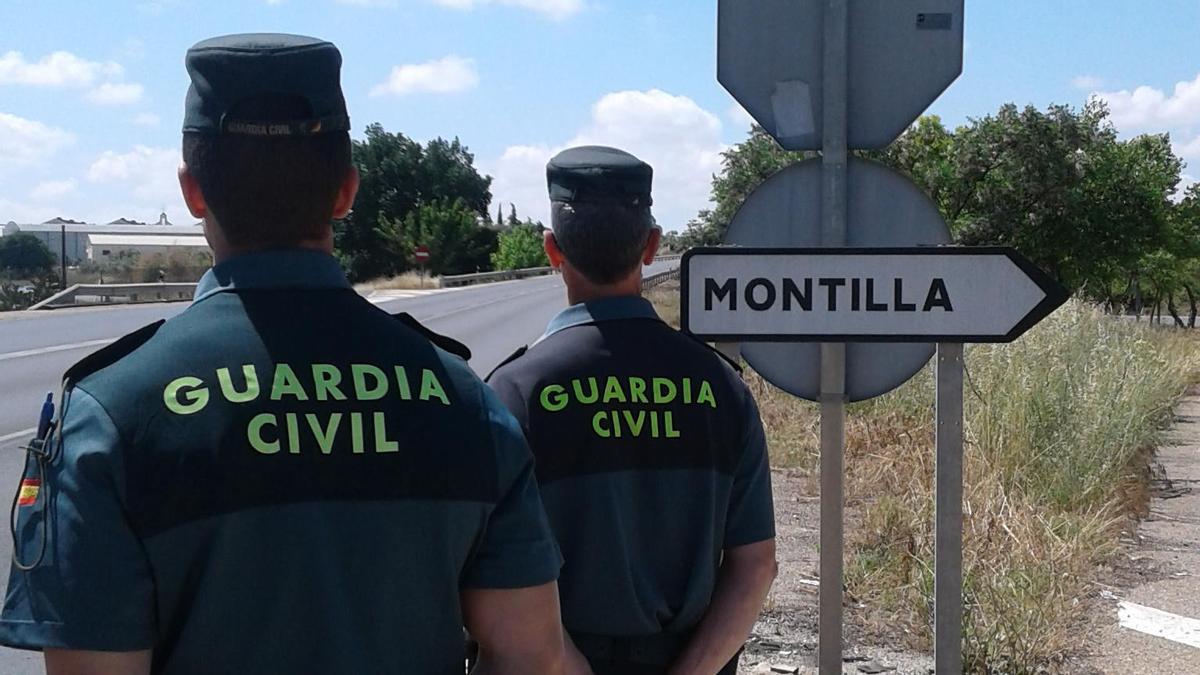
[0, 338, 114, 362]
[1119, 601, 1200, 649]
[0, 428, 38, 445]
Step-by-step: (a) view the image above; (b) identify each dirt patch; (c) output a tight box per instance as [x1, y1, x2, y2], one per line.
[741, 471, 934, 674]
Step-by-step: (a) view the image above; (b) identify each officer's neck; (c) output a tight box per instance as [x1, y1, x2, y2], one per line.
[207, 221, 335, 264]
[564, 266, 643, 306]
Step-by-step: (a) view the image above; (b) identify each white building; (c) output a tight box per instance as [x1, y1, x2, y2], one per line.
[2, 215, 206, 264]
[86, 234, 211, 263]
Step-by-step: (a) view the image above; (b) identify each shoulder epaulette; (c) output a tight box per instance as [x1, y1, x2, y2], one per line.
[391, 312, 472, 362]
[63, 320, 165, 385]
[682, 332, 743, 375]
[485, 345, 528, 382]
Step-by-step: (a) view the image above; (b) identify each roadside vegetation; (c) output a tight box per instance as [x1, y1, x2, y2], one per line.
[0, 233, 58, 310]
[649, 283, 1200, 672]
[353, 271, 440, 293]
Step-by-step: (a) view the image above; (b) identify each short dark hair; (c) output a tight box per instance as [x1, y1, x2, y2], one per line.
[181, 97, 352, 247]
[551, 201, 654, 285]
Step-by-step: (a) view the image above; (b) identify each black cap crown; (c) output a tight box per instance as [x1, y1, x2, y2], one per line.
[183, 33, 349, 137]
[547, 146, 653, 207]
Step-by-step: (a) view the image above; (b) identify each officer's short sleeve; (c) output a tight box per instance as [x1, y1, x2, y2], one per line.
[0, 387, 156, 651]
[724, 392, 776, 548]
[460, 387, 562, 589]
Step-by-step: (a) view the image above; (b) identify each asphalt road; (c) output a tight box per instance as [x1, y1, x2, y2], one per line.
[0, 262, 672, 671]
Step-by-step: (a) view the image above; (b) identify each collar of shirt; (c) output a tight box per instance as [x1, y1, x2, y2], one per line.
[538, 295, 662, 344]
[193, 249, 351, 303]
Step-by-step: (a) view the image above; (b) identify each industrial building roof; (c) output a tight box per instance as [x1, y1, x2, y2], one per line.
[87, 234, 210, 248]
[4, 223, 205, 236]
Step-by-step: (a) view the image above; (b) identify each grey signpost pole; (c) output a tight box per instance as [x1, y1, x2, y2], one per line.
[819, 1, 849, 673]
[935, 343, 965, 674]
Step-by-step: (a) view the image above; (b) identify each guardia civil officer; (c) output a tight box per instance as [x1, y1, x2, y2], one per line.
[0, 34, 565, 675]
[487, 146, 778, 675]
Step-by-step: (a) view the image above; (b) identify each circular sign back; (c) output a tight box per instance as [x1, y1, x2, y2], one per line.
[723, 157, 951, 402]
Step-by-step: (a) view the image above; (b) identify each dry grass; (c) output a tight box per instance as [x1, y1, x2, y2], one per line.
[354, 271, 439, 293]
[648, 282, 1200, 672]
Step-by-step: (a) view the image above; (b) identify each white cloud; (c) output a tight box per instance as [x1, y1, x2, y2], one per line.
[132, 112, 161, 127]
[0, 50, 122, 87]
[1178, 134, 1200, 160]
[30, 180, 77, 201]
[0, 113, 75, 168]
[87, 146, 183, 209]
[0, 199, 60, 225]
[86, 82, 144, 106]
[728, 102, 755, 130]
[1071, 75, 1103, 91]
[488, 89, 725, 230]
[370, 56, 479, 96]
[432, 0, 584, 20]
[1096, 73, 1200, 132]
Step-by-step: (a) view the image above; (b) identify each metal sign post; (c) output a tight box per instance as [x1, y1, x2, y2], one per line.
[414, 245, 431, 289]
[681, 245, 1068, 673]
[819, 1, 848, 672]
[935, 343, 964, 675]
[711, 2, 999, 671]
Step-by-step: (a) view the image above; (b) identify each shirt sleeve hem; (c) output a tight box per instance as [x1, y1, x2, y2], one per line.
[0, 619, 154, 652]
[723, 528, 777, 550]
[460, 546, 563, 590]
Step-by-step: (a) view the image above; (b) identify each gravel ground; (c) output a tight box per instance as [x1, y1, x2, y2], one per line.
[737, 470, 933, 674]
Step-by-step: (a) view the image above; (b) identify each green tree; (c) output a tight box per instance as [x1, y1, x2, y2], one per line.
[402, 198, 498, 276]
[492, 223, 549, 270]
[685, 103, 1186, 301]
[0, 234, 55, 278]
[944, 103, 1178, 292]
[336, 124, 492, 281]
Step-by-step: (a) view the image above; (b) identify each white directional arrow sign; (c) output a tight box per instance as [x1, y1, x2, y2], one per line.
[682, 247, 1070, 343]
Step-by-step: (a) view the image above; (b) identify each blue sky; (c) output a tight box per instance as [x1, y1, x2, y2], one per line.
[2, 0, 1199, 231]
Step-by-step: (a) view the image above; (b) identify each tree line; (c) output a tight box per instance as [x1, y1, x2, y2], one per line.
[335, 123, 547, 281]
[666, 101, 1200, 324]
[7, 102, 1196, 319]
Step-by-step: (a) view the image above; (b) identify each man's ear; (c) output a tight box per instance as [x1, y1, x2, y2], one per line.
[333, 166, 360, 220]
[642, 227, 662, 265]
[544, 230, 567, 268]
[178, 162, 208, 219]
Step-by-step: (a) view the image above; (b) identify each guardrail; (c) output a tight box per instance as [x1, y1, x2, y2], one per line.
[29, 283, 198, 310]
[643, 266, 681, 290]
[440, 267, 556, 288]
[28, 255, 687, 307]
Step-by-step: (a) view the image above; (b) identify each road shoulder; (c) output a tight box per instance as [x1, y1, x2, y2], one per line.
[1078, 392, 1200, 673]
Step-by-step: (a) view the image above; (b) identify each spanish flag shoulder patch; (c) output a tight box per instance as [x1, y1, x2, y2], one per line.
[17, 479, 40, 507]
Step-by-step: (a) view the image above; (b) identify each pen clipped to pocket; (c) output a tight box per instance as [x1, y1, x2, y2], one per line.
[10, 391, 59, 571]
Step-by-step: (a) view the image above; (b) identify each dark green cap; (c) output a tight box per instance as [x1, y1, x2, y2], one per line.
[183, 33, 350, 137]
[547, 146, 653, 207]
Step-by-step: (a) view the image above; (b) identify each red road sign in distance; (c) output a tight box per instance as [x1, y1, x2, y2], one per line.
[413, 246, 431, 262]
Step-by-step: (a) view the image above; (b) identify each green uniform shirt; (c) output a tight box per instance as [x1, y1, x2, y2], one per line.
[487, 296, 775, 639]
[1, 249, 561, 674]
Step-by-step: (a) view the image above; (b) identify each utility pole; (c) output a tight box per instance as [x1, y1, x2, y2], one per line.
[60, 223, 67, 289]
